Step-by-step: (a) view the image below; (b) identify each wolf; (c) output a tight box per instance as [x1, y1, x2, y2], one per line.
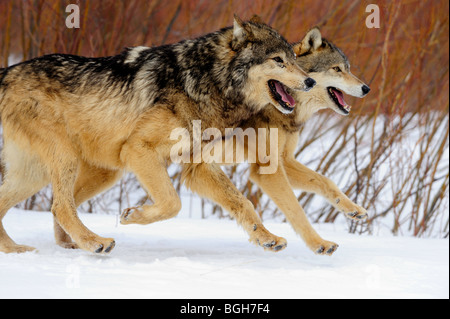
[0, 15, 315, 254]
[189, 27, 370, 255]
[129, 27, 370, 255]
[53, 27, 371, 256]
[139, 27, 370, 255]
[235, 27, 371, 255]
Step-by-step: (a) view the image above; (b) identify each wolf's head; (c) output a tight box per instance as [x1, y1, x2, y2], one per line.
[292, 28, 370, 116]
[230, 15, 316, 115]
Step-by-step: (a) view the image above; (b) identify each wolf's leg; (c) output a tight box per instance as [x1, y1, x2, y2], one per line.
[50, 153, 115, 254]
[53, 219, 77, 249]
[0, 144, 49, 253]
[119, 144, 182, 225]
[249, 163, 338, 255]
[0, 186, 42, 253]
[183, 163, 287, 252]
[54, 161, 123, 249]
[283, 158, 367, 220]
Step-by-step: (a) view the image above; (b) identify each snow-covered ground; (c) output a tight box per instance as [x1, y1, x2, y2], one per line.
[0, 208, 448, 299]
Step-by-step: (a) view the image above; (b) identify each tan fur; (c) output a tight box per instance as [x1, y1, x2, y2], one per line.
[53, 81, 368, 255]
[119, 28, 370, 255]
[52, 29, 368, 256]
[0, 89, 291, 254]
[1, 25, 368, 256]
[208, 88, 367, 255]
[1, 16, 316, 254]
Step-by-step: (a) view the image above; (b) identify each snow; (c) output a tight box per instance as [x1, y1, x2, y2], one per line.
[0, 208, 448, 299]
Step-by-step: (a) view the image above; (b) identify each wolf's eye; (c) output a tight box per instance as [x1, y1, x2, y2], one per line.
[333, 66, 342, 72]
[273, 57, 284, 63]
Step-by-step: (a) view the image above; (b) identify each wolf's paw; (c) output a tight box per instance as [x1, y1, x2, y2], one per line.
[258, 238, 287, 252]
[308, 239, 339, 256]
[90, 239, 115, 254]
[250, 227, 287, 252]
[0, 243, 36, 254]
[120, 204, 177, 225]
[120, 206, 154, 225]
[336, 199, 368, 220]
[120, 206, 142, 225]
[76, 236, 115, 254]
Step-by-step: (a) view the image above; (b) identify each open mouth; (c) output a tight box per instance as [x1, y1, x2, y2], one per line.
[327, 87, 351, 114]
[268, 80, 295, 113]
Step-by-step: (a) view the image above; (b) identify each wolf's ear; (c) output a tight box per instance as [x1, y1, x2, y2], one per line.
[250, 14, 264, 24]
[232, 14, 250, 51]
[293, 27, 322, 56]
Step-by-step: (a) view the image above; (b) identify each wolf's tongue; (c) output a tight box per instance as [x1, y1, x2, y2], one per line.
[332, 88, 347, 106]
[274, 82, 295, 106]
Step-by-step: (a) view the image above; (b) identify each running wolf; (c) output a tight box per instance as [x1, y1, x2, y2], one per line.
[206, 27, 370, 255]
[239, 27, 371, 255]
[54, 27, 371, 256]
[160, 27, 370, 255]
[0, 15, 315, 254]
[133, 27, 371, 255]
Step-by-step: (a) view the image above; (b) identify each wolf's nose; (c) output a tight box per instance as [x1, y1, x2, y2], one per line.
[304, 78, 316, 90]
[362, 85, 370, 95]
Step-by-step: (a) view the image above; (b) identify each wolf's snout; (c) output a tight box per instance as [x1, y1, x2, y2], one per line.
[304, 78, 316, 91]
[361, 85, 370, 96]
